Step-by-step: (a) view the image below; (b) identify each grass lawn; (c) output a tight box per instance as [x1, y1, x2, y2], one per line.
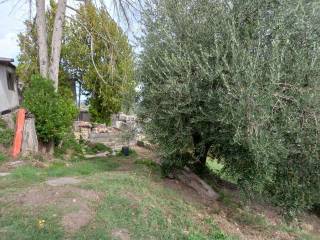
[0, 152, 232, 240]
[0, 149, 319, 240]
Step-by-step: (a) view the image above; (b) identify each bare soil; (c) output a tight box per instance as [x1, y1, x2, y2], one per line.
[111, 228, 131, 240]
[15, 185, 102, 233]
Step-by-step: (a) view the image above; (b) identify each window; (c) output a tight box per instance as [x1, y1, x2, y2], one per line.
[6, 71, 15, 91]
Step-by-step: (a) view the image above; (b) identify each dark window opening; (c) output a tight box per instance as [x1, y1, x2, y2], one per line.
[6, 71, 15, 91]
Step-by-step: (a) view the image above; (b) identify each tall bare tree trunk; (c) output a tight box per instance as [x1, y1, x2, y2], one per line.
[36, 0, 49, 78]
[49, 0, 67, 90]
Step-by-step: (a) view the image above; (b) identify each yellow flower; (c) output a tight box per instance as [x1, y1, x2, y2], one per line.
[37, 219, 46, 229]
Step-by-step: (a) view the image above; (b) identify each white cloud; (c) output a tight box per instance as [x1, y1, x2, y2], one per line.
[0, 32, 19, 61]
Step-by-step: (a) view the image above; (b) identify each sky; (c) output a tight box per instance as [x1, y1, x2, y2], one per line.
[0, 0, 141, 65]
[0, 0, 29, 62]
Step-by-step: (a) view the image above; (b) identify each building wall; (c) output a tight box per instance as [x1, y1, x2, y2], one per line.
[0, 65, 19, 113]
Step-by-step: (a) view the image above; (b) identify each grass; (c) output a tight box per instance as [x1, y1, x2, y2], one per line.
[84, 142, 112, 154]
[0, 152, 7, 163]
[6, 157, 120, 184]
[75, 172, 233, 240]
[0, 205, 64, 240]
[0, 154, 233, 240]
[46, 157, 119, 177]
[0, 118, 14, 148]
[0, 152, 318, 240]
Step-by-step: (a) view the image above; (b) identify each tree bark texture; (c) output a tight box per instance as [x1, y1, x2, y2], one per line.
[192, 132, 211, 168]
[36, 0, 49, 78]
[49, 0, 67, 90]
[175, 167, 219, 201]
[22, 116, 39, 156]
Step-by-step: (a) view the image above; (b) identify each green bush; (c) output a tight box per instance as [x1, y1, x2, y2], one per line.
[54, 132, 84, 158]
[0, 118, 13, 148]
[22, 75, 78, 143]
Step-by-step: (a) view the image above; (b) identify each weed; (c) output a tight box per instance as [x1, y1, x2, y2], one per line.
[11, 166, 45, 183]
[233, 208, 269, 230]
[0, 207, 64, 240]
[85, 142, 112, 154]
[0, 118, 14, 148]
[134, 159, 159, 169]
[46, 158, 120, 177]
[0, 152, 7, 163]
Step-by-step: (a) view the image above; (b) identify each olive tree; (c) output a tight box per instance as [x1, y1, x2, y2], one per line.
[138, 0, 320, 216]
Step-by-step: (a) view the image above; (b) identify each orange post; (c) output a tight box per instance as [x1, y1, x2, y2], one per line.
[12, 108, 26, 158]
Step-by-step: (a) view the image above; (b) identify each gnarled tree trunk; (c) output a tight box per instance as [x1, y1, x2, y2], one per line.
[193, 132, 211, 169]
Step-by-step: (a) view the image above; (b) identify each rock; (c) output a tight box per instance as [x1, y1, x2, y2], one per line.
[0, 172, 10, 177]
[22, 117, 38, 156]
[84, 151, 110, 159]
[7, 161, 25, 168]
[46, 177, 81, 187]
[73, 121, 92, 140]
[175, 167, 219, 201]
[32, 161, 49, 168]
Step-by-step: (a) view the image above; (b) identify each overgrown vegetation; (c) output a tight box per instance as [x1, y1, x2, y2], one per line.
[0, 118, 13, 148]
[64, 2, 135, 123]
[0, 152, 7, 163]
[17, 1, 135, 124]
[22, 75, 78, 144]
[84, 142, 112, 154]
[139, 0, 320, 217]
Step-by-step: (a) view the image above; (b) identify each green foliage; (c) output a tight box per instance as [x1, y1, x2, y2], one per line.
[139, 0, 320, 216]
[11, 166, 45, 183]
[54, 133, 84, 158]
[84, 142, 112, 154]
[0, 208, 64, 240]
[63, 3, 135, 123]
[0, 118, 13, 148]
[23, 75, 78, 143]
[46, 158, 120, 177]
[17, 1, 135, 121]
[0, 152, 7, 163]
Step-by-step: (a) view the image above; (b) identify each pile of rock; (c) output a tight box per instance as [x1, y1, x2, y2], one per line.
[73, 113, 139, 149]
[111, 112, 137, 129]
[73, 121, 92, 140]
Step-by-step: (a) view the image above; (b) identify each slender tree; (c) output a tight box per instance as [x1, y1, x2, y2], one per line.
[35, 0, 49, 77]
[49, 0, 67, 89]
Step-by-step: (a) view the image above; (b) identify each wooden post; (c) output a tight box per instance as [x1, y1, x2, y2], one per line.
[12, 108, 26, 158]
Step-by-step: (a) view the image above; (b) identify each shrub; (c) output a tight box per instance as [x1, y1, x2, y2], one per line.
[54, 132, 84, 158]
[0, 118, 13, 148]
[22, 75, 78, 143]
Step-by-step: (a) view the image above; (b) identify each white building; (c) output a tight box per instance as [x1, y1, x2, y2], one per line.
[0, 58, 19, 115]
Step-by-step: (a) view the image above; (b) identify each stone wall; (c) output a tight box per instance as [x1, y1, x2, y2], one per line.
[73, 113, 139, 150]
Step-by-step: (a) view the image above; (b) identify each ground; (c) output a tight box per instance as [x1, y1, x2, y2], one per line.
[0, 146, 319, 240]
